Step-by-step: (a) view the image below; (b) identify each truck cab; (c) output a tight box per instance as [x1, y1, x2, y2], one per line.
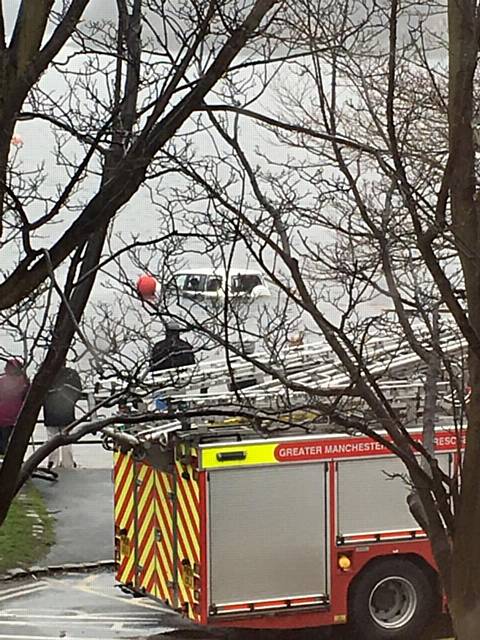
[167, 268, 270, 299]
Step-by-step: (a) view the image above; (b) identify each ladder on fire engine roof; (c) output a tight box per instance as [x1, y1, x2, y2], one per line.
[101, 324, 468, 448]
[146, 325, 439, 391]
[140, 322, 467, 417]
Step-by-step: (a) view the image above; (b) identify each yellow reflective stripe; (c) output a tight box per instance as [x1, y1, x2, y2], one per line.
[200, 442, 278, 469]
[118, 552, 135, 584]
[138, 501, 155, 549]
[155, 472, 174, 603]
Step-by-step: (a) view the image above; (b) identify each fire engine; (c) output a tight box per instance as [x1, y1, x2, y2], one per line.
[105, 330, 465, 640]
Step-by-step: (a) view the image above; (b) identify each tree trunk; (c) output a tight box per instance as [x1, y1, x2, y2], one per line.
[450, 603, 480, 640]
[0, 231, 107, 525]
[447, 0, 480, 636]
[449, 354, 480, 639]
[450, 582, 480, 639]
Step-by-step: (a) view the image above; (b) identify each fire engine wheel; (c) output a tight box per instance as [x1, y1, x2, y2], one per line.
[350, 559, 435, 640]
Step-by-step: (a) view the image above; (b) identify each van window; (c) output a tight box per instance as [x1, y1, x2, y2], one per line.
[232, 274, 262, 294]
[173, 274, 188, 290]
[184, 274, 206, 292]
[206, 276, 223, 292]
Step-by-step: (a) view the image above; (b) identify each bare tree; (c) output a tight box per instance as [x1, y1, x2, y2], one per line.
[110, 1, 479, 637]
[5, 0, 480, 636]
[0, 0, 282, 524]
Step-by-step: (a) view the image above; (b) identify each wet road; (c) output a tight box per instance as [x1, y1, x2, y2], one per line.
[0, 571, 179, 640]
[32, 468, 114, 567]
[0, 571, 453, 640]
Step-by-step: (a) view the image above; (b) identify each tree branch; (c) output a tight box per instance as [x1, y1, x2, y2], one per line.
[0, 0, 279, 310]
[201, 103, 386, 155]
[9, 0, 54, 74]
[32, 0, 91, 79]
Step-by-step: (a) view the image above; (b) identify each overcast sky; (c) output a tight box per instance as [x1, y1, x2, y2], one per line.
[0, 0, 445, 348]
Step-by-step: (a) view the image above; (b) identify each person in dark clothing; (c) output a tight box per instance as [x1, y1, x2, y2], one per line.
[0, 358, 29, 455]
[150, 325, 195, 372]
[43, 366, 82, 469]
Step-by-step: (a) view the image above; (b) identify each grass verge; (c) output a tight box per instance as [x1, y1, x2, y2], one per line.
[0, 481, 54, 573]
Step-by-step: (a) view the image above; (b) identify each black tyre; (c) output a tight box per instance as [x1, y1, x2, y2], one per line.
[349, 559, 435, 640]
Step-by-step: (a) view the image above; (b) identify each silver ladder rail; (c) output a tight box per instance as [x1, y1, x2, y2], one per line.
[95, 323, 467, 426]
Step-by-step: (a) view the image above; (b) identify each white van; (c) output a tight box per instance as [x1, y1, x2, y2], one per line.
[167, 268, 270, 299]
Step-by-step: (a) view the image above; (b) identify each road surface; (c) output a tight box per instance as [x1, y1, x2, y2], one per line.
[0, 570, 453, 640]
[0, 571, 193, 640]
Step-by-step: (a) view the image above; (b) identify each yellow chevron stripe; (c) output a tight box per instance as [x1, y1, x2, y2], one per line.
[176, 490, 199, 562]
[176, 457, 199, 501]
[118, 548, 136, 584]
[115, 457, 141, 590]
[115, 477, 133, 511]
[138, 504, 155, 545]
[155, 471, 174, 606]
[176, 500, 196, 566]
[157, 565, 171, 603]
[175, 462, 199, 556]
[143, 556, 155, 585]
[138, 526, 155, 562]
[115, 495, 134, 529]
[136, 481, 154, 520]
[156, 515, 173, 561]
[135, 464, 155, 589]
[155, 473, 174, 558]
[157, 537, 173, 574]
[177, 460, 200, 516]
[155, 471, 177, 608]
[137, 462, 152, 481]
[136, 466, 154, 525]
[115, 450, 129, 480]
[125, 552, 136, 582]
[114, 453, 132, 497]
[113, 450, 122, 471]
[156, 551, 172, 600]
[114, 455, 134, 517]
[177, 566, 193, 612]
[115, 483, 134, 529]
[138, 521, 154, 556]
[184, 475, 200, 621]
[175, 461, 200, 620]
[117, 509, 134, 535]
[137, 465, 155, 546]
[137, 479, 154, 526]
[180, 481, 200, 541]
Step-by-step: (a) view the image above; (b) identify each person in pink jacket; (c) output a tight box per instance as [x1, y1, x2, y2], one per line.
[0, 358, 29, 455]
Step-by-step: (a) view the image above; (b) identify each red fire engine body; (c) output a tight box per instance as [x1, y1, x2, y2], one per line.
[113, 425, 461, 639]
